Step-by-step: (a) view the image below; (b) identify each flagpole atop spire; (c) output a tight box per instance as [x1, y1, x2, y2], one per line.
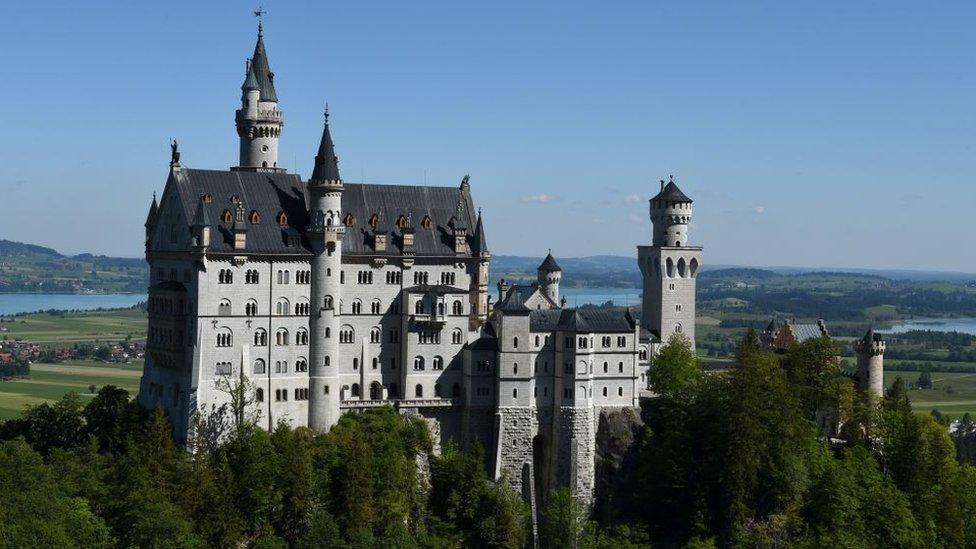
[253, 6, 266, 36]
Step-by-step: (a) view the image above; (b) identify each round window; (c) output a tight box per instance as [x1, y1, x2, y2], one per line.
[261, 145, 269, 153]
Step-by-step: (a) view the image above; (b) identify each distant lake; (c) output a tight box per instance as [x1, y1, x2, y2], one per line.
[0, 294, 146, 315]
[879, 318, 976, 336]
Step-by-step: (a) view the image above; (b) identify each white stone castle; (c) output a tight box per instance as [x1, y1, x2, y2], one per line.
[139, 24, 705, 505]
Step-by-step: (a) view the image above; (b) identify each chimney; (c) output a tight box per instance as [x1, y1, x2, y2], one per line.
[497, 279, 509, 302]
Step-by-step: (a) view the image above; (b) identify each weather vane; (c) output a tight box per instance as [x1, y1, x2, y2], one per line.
[254, 6, 266, 33]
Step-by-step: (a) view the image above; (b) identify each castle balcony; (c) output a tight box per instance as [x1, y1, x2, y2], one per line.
[411, 312, 448, 325]
[340, 397, 457, 410]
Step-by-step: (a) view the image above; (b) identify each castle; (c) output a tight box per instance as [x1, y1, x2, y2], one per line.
[138, 23, 883, 508]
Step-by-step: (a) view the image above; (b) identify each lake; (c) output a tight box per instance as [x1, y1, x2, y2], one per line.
[0, 294, 146, 315]
[879, 318, 976, 337]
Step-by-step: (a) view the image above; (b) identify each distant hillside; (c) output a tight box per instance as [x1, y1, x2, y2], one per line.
[0, 239, 147, 294]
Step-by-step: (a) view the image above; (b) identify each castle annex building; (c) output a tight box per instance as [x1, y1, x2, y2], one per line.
[140, 24, 704, 506]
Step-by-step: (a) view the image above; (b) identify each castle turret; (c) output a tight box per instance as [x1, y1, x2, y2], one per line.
[233, 23, 285, 173]
[537, 250, 562, 305]
[189, 195, 211, 250]
[307, 108, 344, 431]
[637, 176, 702, 347]
[144, 192, 158, 250]
[469, 207, 490, 327]
[854, 328, 885, 398]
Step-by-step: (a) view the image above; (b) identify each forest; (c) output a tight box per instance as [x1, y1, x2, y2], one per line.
[3, 334, 976, 547]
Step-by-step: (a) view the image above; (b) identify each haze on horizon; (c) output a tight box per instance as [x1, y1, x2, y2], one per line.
[1, 1, 973, 272]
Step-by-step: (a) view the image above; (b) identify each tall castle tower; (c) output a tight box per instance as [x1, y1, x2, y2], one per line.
[854, 328, 885, 398]
[537, 251, 562, 305]
[307, 109, 344, 431]
[234, 23, 285, 172]
[637, 176, 702, 347]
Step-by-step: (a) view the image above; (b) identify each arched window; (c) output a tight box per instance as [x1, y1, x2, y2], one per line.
[433, 356, 444, 370]
[295, 358, 308, 372]
[222, 210, 233, 224]
[370, 327, 381, 343]
[351, 383, 360, 397]
[245, 300, 257, 316]
[421, 215, 432, 229]
[276, 298, 290, 315]
[603, 362, 608, 373]
[277, 211, 288, 226]
[414, 356, 425, 370]
[296, 329, 308, 345]
[372, 357, 378, 370]
[618, 361, 624, 373]
[339, 325, 354, 343]
[218, 299, 231, 316]
[370, 382, 382, 400]
[249, 210, 260, 224]
[618, 386, 624, 396]
[513, 337, 519, 349]
[512, 388, 518, 398]
[324, 295, 334, 309]
[253, 359, 266, 374]
[514, 363, 518, 375]
[216, 329, 233, 347]
[352, 300, 362, 314]
[370, 299, 382, 314]
[276, 328, 289, 346]
[602, 387, 608, 397]
[438, 302, 445, 316]
[415, 384, 424, 398]
[452, 328, 463, 345]
[415, 300, 424, 314]
[639, 347, 648, 361]
[253, 329, 267, 346]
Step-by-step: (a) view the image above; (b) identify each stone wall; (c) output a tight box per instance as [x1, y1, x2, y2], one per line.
[496, 407, 539, 493]
[557, 406, 596, 510]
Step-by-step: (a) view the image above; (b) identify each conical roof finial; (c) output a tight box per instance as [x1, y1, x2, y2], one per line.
[310, 104, 341, 183]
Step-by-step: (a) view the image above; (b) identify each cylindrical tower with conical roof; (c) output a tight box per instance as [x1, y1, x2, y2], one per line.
[537, 251, 562, 305]
[307, 109, 344, 431]
[234, 23, 285, 172]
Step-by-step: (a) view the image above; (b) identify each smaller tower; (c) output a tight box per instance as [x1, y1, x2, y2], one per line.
[637, 176, 702, 347]
[537, 250, 562, 305]
[190, 195, 211, 250]
[144, 193, 158, 250]
[469, 208, 491, 328]
[854, 328, 885, 398]
[234, 22, 284, 172]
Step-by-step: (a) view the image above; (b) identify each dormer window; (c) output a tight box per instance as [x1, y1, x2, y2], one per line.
[343, 214, 355, 227]
[277, 211, 288, 226]
[369, 214, 379, 229]
[396, 215, 409, 229]
[249, 210, 261, 224]
[202, 193, 213, 204]
[421, 215, 432, 229]
[222, 210, 233, 224]
[230, 195, 241, 204]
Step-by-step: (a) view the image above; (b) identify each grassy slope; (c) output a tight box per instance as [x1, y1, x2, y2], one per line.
[887, 370, 976, 417]
[0, 361, 142, 419]
[0, 309, 146, 418]
[1, 308, 146, 347]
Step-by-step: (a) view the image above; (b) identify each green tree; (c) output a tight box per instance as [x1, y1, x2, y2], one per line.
[0, 439, 113, 547]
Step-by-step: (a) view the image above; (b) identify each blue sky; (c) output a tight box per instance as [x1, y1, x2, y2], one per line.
[2, 1, 974, 272]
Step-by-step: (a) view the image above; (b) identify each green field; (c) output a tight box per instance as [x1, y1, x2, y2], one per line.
[0, 360, 142, 419]
[1, 308, 146, 347]
[887, 369, 976, 418]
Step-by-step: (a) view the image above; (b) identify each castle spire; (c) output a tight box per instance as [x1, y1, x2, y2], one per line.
[310, 108, 341, 183]
[248, 20, 277, 102]
[472, 209, 488, 253]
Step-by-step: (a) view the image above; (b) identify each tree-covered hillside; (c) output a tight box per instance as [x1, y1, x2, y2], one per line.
[0, 239, 147, 293]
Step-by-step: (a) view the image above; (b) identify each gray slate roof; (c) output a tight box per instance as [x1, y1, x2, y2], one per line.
[310, 113, 340, 182]
[341, 182, 478, 257]
[248, 29, 278, 102]
[528, 308, 636, 333]
[652, 181, 692, 203]
[166, 168, 481, 257]
[791, 323, 827, 342]
[539, 252, 561, 272]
